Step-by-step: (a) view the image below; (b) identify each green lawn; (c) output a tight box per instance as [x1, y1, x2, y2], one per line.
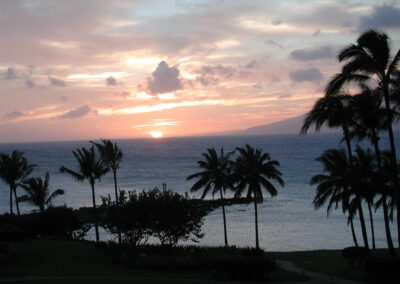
[0, 240, 309, 283]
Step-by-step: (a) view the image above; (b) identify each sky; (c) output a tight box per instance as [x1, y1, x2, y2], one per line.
[0, 0, 399, 143]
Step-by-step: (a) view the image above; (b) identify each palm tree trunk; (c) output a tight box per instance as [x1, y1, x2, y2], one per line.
[9, 186, 13, 215]
[350, 218, 359, 247]
[357, 201, 369, 252]
[219, 189, 228, 246]
[382, 196, 396, 257]
[254, 197, 259, 250]
[372, 133, 396, 255]
[90, 182, 100, 242]
[367, 202, 376, 250]
[113, 169, 122, 244]
[383, 78, 400, 248]
[13, 187, 20, 216]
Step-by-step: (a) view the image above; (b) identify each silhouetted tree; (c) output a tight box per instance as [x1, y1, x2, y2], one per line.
[233, 144, 284, 249]
[187, 148, 234, 246]
[326, 30, 400, 246]
[0, 151, 36, 216]
[60, 146, 109, 242]
[18, 172, 64, 212]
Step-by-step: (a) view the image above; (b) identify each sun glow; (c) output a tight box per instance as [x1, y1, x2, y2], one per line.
[149, 131, 163, 138]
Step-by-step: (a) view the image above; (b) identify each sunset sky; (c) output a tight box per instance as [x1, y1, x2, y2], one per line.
[1, 0, 399, 143]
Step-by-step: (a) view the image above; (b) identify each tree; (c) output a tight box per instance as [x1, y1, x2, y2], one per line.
[18, 172, 64, 212]
[233, 144, 284, 249]
[60, 146, 109, 242]
[91, 138, 124, 243]
[187, 148, 235, 246]
[311, 148, 369, 251]
[348, 89, 396, 255]
[326, 30, 400, 246]
[0, 151, 36, 216]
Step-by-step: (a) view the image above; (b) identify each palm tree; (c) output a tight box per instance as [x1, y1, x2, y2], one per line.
[311, 148, 369, 251]
[18, 172, 64, 212]
[301, 94, 360, 246]
[0, 151, 37, 216]
[90, 139, 123, 203]
[60, 146, 109, 242]
[348, 89, 396, 256]
[326, 30, 400, 246]
[187, 148, 234, 246]
[233, 144, 284, 249]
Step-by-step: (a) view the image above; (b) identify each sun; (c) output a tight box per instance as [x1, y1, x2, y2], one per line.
[149, 131, 163, 138]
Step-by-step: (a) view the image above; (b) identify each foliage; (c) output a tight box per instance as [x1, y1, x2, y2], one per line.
[341, 246, 369, 268]
[0, 223, 28, 242]
[18, 172, 64, 212]
[364, 256, 400, 279]
[102, 187, 206, 247]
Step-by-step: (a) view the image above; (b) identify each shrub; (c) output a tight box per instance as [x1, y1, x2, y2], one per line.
[0, 224, 28, 242]
[364, 256, 400, 278]
[0, 243, 14, 265]
[341, 246, 369, 267]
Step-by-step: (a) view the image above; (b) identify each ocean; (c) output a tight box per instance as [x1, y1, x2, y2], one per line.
[0, 133, 398, 251]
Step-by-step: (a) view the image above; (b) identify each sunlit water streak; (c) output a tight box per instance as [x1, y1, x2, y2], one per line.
[0, 133, 398, 251]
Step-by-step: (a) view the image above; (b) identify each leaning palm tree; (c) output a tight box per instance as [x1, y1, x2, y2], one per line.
[233, 144, 284, 249]
[326, 30, 400, 246]
[90, 139, 123, 203]
[0, 151, 37, 216]
[187, 148, 235, 246]
[18, 172, 64, 212]
[311, 148, 369, 251]
[60, 146, 109, 242]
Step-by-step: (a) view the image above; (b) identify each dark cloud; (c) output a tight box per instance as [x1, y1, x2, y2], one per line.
[264, 40, 283, 49]
[4, 110, 25, 119]
[290, 46, 333, 61]
[359, 4, 400, 30]
[147, 61, 182, 95]
[48, 76, 66, 87]
[25, 79, 35, 88]
[114, 91, 130, 99]
[4, 67, 17, 80]
[272, 19, 282, 25]
[57, 105, 97, 119]
[290, 67, 324, 83]
[196, 64, 235, 86]
[106, 76, 118, 86]
[61, 96, 68, 102]
[312, 29, 321, 37]
[244, 60, 257, 69]
[252, 84, 262, 89]
[279, 94, 292, 99]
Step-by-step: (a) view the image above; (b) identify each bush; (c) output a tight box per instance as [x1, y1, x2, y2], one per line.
[364, 256, 400, 278]
[0, 243, 14, 265]
[213, 256, 275, 280]
[341, 246, 369, 267]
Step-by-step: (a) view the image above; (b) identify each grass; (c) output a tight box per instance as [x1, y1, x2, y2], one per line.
[0, 240, 309, 283]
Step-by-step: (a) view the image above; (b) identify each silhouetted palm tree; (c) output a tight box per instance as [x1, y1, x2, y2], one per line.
[60, 146, 109, 242]
[326, 30, 400, 246]
[233, 145, 284, 249]
[348, 89, 396, 255]
[90, 139, 123, 203]
[187, 148, 234, 246]
[311, 148, 369, 250]
[0, 151, 36, 216]
[18, 172, 64, 212]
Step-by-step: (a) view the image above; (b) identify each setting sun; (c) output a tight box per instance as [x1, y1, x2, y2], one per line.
[149, 131, 163, 138]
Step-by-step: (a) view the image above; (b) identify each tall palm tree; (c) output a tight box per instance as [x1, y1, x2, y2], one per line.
[0, 151, 37, 216]
[90, 139, 123, 203]
[311, 148, 369, 251]
[187, 148, 234, 246]
[18, 172, 64, 212]
[60, 146, 109, 242]
[301, 94, 360, 246]
[348, 89, 396, 256]
[326, 30, 400, 246]
[233, 145, 284, 249]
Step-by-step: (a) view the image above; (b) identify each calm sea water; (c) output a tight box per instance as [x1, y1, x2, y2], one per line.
[0, 133, 398, 251]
